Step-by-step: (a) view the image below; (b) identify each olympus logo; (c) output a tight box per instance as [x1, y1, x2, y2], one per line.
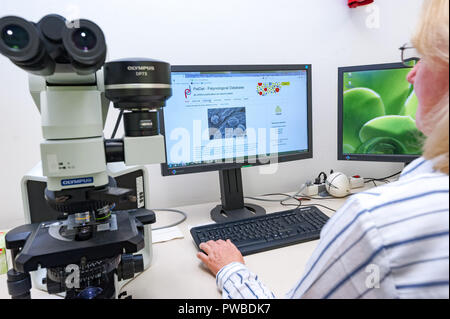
[61, 177, 94, 186]
[127, 65, 155, 71]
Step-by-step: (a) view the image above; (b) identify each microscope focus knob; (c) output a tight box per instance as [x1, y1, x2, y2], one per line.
[7, 270, 31, 299]
[117, 254, 144, 281]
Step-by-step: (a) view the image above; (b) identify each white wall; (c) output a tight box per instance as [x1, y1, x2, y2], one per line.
[0, 0, 423, 229]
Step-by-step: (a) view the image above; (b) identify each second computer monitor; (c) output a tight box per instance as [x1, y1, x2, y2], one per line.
[338, 62, 423, 163]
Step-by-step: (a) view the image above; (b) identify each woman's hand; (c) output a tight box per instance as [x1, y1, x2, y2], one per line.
[196, 239, 245, 276]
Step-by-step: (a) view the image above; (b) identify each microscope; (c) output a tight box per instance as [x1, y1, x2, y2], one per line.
[0, 14, 171, 299]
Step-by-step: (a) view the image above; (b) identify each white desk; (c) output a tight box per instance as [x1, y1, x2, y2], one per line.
[0, 190, 359, 299]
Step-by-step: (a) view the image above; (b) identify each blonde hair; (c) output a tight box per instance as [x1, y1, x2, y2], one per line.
[412, 0, 449, 174]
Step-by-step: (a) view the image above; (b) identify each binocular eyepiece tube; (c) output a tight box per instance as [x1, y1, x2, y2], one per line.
[0, 14, 106, 76]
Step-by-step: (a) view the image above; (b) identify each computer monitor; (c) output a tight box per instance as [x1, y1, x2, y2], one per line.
[160, 64, 312, 222]
[338, 62, 423, 164]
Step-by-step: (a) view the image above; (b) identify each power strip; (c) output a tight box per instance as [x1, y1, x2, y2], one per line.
[304, 183, 326, 196]
[304, 175, 364, 196]
[349, 175, 364, 189]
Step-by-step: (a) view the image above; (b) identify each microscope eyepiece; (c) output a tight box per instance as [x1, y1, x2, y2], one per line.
[0, 16, 38, 61]
[72, 27, 97, 51]
[1, 24, 29, 50]
[0, 15, 56, 75]
[62, 19, 106, 75]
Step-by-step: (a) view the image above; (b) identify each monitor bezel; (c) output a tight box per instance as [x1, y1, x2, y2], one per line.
[160, 64, 313, 176]
[337, 62, 421, 163]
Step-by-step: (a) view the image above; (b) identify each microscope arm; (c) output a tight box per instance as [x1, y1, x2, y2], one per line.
[28, 71, 109, 126]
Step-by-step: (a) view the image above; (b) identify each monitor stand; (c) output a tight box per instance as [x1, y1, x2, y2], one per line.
[210, 168, 266, 223]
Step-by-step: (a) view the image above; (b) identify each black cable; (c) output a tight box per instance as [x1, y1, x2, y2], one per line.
[300, 203, 336, 212]
[315, 172, 327, 184]
[279, 195, 337, 212]
[381, 171, 402, 179]
[299, 193, 354, 200]
[280, 196, 302, 208]
[294, 195, 341, 212]
[365, 178, 390, 186]
[301, 195, 334, 200]
[245, 187, 337, 212]
[364, 171, 401, 183]
[111, 109, 124, 139]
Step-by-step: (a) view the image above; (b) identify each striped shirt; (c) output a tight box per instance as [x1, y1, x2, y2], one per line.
[216, 157, 449, 299]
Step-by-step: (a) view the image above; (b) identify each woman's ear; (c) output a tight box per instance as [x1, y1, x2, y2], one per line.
[407, 61, 420, 85]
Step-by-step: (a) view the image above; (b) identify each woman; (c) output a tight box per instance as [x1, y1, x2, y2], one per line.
[196, 0, 449, 299]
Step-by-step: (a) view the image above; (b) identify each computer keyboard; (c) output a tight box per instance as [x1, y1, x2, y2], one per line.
[190, 206, 330, 256]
